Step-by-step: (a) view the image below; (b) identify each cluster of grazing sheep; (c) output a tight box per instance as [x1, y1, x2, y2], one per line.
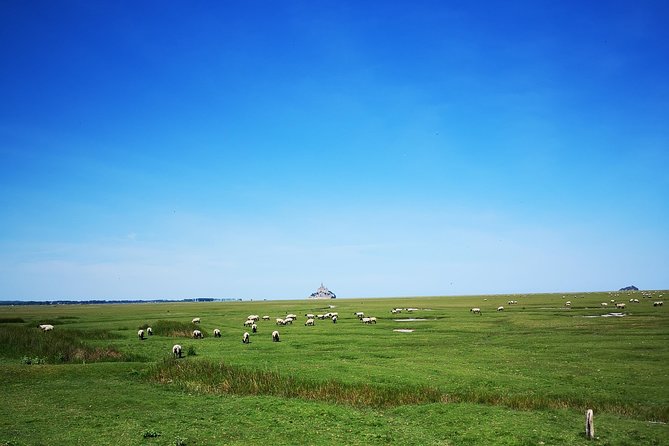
[654, 301, 664, 307]
[39, 324, 54, 332]
[629, 298, 640, 303]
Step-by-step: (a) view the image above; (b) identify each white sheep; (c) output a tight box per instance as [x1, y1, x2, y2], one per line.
[362, 317, 372, 324]
[275, 318, 286, 325]
[332, 315, 338, 323]
[369, 317, 377, 324]
[615, 303, 626, 309]
[244, 319, 254, 327]
[354, 312, 364, 319]
[248, 315, 260, 322]
[305, 313, 315, 319]
[192, 329, 203, 339]
[213, 328, 221, 338]
[654, 301, 664, 307]
[39, 324, 54, 332]
[497, 306, 505, 311]
[262, 316, 270, 321]
[242, 332, 250, 344]
[272, 330, 280, 342]
[286, 314, 298, 320]
[470, 307, 481, 315]
[192, 317, 201, 324]
[284, 317, 294, 324]
[173, 344, 182, 358]
[252, 323, 257, 333]
[305, 318, 315, 326]
[565, 301, 571, 307]
[138, 329, 145, 340]
[147, 327, 153, 336]
[601, 302, 608, 307]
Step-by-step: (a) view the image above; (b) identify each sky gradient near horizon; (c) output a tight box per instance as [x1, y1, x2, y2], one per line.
[1, 1, 668, 300]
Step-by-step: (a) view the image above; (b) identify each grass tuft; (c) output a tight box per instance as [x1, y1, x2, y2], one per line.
[151, 320, 200, 337]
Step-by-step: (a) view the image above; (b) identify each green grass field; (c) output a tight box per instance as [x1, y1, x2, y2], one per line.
[1, 290, 668, 445]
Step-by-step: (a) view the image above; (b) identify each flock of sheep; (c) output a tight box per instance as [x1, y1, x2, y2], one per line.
[133, 309, 388, 359]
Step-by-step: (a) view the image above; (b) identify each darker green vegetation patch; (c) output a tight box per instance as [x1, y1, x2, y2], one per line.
[0, 325, 145, 364]
[150, 358, 445, 409]
[144, 320, 200, 337]
[0, 317, 25, 323]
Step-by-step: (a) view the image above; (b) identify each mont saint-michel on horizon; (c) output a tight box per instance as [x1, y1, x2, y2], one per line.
[308, 283, 336, 299]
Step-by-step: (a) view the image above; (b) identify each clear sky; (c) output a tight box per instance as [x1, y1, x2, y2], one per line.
[1, 1, 668, 301]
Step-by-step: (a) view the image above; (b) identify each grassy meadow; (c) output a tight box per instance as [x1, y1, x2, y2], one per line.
[1, 290, 668, 445]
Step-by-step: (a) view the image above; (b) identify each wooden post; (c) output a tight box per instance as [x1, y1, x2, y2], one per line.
[585, 409, 595, 439]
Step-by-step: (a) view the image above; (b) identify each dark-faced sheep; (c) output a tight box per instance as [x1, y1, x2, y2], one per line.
[147, 327, 153, 336]
[305, 318, 315, 326]
[192, 329, 203, 339]
[173, 344, 182, 358]
[252, 323, 257, 333]
[242, 332, 250, 344]
[192, 317, 201, 324]
[272, 330, 280, 342]
[138, 329, 145, 340]
[470, 308, 481, 315]
[213, 328, 221, 338]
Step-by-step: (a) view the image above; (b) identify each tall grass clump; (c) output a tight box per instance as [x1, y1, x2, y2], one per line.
[151, 320, 200, 337]
[149, 358, 443, 408]
[0, 325, 144, 364]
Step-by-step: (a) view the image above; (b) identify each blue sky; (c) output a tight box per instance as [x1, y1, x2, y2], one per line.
[1, 1, 668, 300]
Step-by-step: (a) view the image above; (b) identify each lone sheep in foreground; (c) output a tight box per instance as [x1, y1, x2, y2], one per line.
[39, 324, 54, 332]
[173, 344, 182, 358]
[192, 329, 203, 339]
[138, 329, 145, 340]
[213, 329, 221, 338]
[242, 332, 250, 344]
[192, 317, 201, 324]
[272, 330, 280, 342]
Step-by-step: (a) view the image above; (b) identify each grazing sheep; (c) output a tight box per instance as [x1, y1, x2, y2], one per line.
[192, 317, 201, 324]
[262, 316, 270, 321]
[248, 315, 260, 322]
[275, 318, 286, 325]
[332, 315, 338, 323]
[286, 314, 298, 320]
[391, 309, 400, 314]
[192, 329, 203, 339]
[147, 327, 153, 336]
[172, 344, 182, 358]
[305, 313, 315, 319]
[272, 330, 280, 342]
[615, 303, 626, 309]
[284, 317, 294, 324]
[39, 324, 54, 332]
[305, 318, 315, 326]
[252, 323, 257, 333]
[138, 329, 145, 340]
[244, 319, 254, 327]
[470, 308, 481, 315]
[370, 317, 377, 324]
[654, 301, 664, 307]
[354, 312, 364, 319]
[213, 329, 221, 338]
[497, 306, 505, 311]
[601, 302, 608, 307]
[242, 332, 250, 344]
[565, 301, 571, 307]
[362, 317, 372, 324]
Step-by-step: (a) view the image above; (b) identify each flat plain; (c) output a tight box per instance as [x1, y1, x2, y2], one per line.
[1, 290, 667, 445]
